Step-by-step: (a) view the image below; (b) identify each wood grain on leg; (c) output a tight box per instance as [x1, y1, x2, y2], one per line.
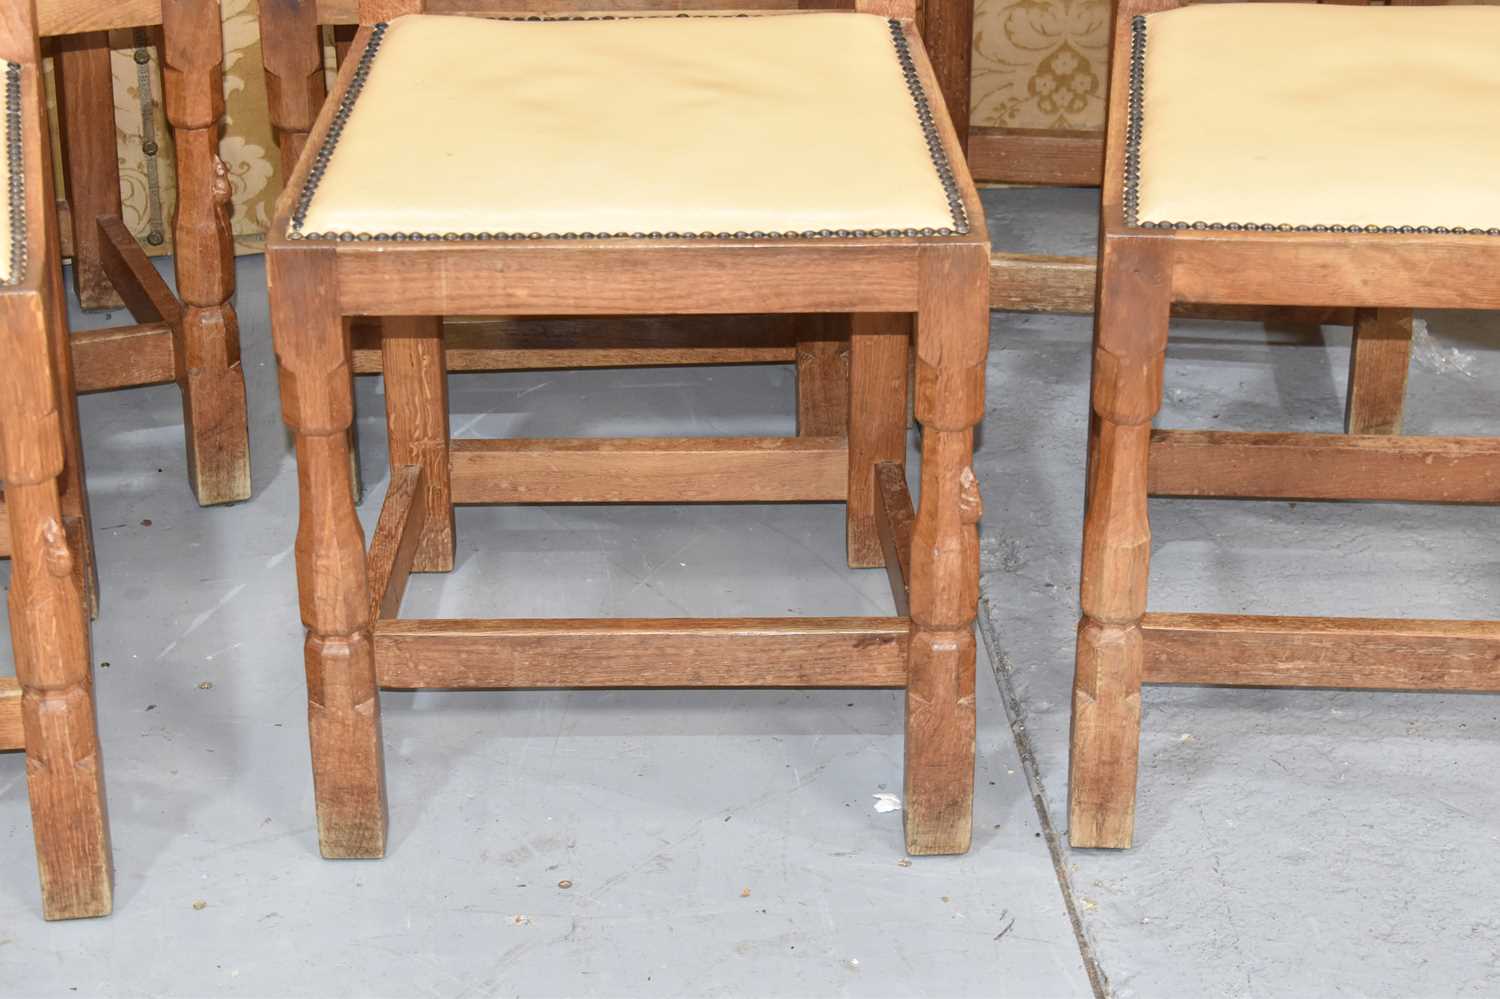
[1068, 237, 1170, 850]
[1345, 308, 1413, 436]
[0, 294, 112, 920]
[46, 225, 98, 618]
[53, 32, 125, 311]
[260, 0, 366, 497]
[0, 677, 22, 752]
[259, 0, 328, 182]
[847, 315, 909, 568]
[270, 247, 386, 859]
[904, 245, 988, 856]
[874, 461, 915, 616]
[366, 465, 427, 622]
[920, 0, 973, 150]
[382, 317, 453, 572]
[796, 318, 849, 438]
[162, 0, 251, 505]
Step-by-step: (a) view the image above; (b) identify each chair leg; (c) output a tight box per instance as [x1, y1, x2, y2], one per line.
[258, 0, 328, 185]
[9, 483, 113, 920]
[270, 249, 387, 859]
[0, 300, 112, 920]
[257, 3, 371, 499]
[46, 256, 99, 618]
[847, 315, 909, 568]
[1345, 308, 1413, 436]
[918, 0, 972, 153]
[53, 32, 126, 312]
[9, 483, 112, 920]
[382, 317, 453, 572]
[162, 0, 252, 506]
[796, 317, 849, 438]
[1067, 239, 1170, 850]
[904, 246, 989, 855]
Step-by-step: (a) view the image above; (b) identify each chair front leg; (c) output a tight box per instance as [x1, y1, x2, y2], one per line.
[0, 300, 111, 920]
[270, 249, 387, 859]
[162, 0, 252, 506]
[904, 245, 989, 855]
[1067, 237, 1170, 849]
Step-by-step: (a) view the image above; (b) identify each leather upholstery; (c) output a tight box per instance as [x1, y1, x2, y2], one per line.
[296, 13, 960, 240]
[1134, 4, 1500, 232]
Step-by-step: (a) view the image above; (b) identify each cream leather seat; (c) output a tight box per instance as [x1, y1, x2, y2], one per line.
[1129, 4, 1500, 234]
[291, 12, 966, 241]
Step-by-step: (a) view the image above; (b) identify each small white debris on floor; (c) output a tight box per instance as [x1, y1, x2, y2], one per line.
[1411, 318, 1477, 378]
[872, 793, 902, 813]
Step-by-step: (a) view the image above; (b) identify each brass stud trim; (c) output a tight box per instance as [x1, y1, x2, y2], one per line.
[3, 62, 26, 285]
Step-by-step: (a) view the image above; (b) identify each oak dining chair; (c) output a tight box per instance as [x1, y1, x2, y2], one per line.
[267, 0, 990, 860]
[1069, 0, 1500, 848]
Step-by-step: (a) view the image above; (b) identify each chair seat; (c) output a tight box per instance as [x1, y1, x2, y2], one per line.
[291, 13, 966, 242]
[1129, 4, 1500, 235]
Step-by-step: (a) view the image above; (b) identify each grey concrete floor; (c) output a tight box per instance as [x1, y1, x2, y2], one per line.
[0, 246, 1091, 996]
[3, 186, 1497, 997]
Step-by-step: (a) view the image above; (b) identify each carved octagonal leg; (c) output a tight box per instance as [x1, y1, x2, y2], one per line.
[1, 296, 112, 920]
[847, 314, 910, 568]
[9, 485, 111, 920]
[1067, 237, 1170, 850]
[259, 0, 328, 184]
[270, 247, 387, 859]
[904, 245, 989, 856]
[259, 0, 370, 501]
[161, 0, 251, 506]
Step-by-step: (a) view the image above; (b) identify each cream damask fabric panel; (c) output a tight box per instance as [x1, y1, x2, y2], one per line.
[69, 0, 1099, 253]
[971, 0, 1109, 129]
